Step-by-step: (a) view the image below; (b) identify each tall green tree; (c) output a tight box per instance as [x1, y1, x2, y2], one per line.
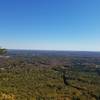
[0, 47, 7, 55]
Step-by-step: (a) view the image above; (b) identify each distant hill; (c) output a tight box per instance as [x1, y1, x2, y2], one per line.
[7, 49, 100, 57]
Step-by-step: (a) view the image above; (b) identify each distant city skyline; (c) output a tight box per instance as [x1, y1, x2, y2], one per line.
[0, 0, 100, 51]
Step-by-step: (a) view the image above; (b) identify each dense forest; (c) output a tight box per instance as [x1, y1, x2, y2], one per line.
[0, 49, 100, 100]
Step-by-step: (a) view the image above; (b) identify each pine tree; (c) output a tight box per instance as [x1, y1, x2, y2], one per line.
[0, 47, 7, 55]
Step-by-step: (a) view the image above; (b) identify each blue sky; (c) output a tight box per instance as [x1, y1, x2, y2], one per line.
[0, 0, 100, 51]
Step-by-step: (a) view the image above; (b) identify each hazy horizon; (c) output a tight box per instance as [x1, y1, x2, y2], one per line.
[7, 48, 100, 52]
